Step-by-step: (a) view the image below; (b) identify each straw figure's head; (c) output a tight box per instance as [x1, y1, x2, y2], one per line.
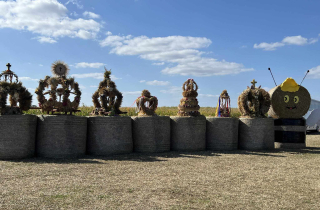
[136, 90, 158, 116]
[268, 78, 311, 119]
[238, 79, 271, 118]
[91, 67, 124, 116]
[0, 63, 32, 115]
[215, 90, 231, 117]
[35, 61, 81, 115]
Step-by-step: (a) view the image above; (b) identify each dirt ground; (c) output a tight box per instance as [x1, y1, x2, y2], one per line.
[1, 134, 320, 210]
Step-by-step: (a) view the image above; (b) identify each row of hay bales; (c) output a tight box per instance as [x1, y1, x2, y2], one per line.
[0, 115, 277, 159]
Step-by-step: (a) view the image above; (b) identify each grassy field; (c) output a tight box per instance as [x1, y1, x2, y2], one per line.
[1, 135, 320, 209]
[25, 105, 242, 118]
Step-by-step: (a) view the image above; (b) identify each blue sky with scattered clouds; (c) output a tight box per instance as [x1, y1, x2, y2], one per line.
[1, 0, 320, 107]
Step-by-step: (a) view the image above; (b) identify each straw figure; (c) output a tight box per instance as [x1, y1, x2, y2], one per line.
[215, 90, 231, 117]
[0, 63, 32, 115]
[238, 79, 271, 118]
[136, 90, 158, 116]
[268, 78, 311, 119]
[35, 61, 81, 115]
[91, 67, 125, 116]
[177, 78, 200, 116]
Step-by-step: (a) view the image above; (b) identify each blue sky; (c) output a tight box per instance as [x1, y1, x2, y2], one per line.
[1, 0, 320, 107]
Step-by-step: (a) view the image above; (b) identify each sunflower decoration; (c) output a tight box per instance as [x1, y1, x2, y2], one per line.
[0, 63, 32, 115]
[35, 61, 81, 115]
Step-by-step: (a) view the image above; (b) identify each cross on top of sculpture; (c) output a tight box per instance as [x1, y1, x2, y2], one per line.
[0, 63, 19, 83]
[251, 79, 257, 88]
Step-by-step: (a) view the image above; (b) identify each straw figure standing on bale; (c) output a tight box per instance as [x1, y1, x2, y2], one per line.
[91, 67, 125, 116]
[177, 78, 200, 116]
[215, 90, 231, 117]
[136, 90, 158, 116]
[238, 79, 271, 118]
[268, 78, 311, 119]
[35, 61, 81, 115]
[0, 63, 32, 115]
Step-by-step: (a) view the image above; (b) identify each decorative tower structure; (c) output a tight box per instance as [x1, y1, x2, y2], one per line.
[177, 79, 200, 116]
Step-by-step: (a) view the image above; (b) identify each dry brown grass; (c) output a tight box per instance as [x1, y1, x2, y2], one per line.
[1, 136, 320, 209]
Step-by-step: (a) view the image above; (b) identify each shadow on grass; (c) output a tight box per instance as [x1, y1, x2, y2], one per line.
[6, 146, 320, 164]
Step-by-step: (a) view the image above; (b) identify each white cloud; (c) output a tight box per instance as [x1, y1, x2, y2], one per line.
[90, 85, 98, 88]
[309, 65, 320, 79]
[100, 34, 253, 76]
[35, 36, 57, 44]
[198, 94, 219, 98]
[79, 85, 86, 89]
[240, 45, 247, 48]
[106, 31, 112, 36]
[0, 0, 101, 43]
[123, 91, 141, 96]
[65, 0, 83, 9]
[71, 72, 121, 80]
[160, 86, 181, 94]
[75, 62, 105, 68]
[19, 77, 39, 81]
[254, 35, 318, 51]
[39, 64, 43, 67]
[253, 42, 285, 51]
[83, 11, 100, 19]
[282, 35, 308, 45]
[71, 72, 104, 79]
[140, 80, 170, 86]
[27, 88, 35, 91]
[152, 62, 165, 65]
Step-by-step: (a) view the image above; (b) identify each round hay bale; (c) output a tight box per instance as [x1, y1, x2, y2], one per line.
[0, 115, 37, 159]
[206, 117, 239, 150]
[239, 118, 274, 150]
[274, 118, 306, 149]
[87, 116, 133, 155]
[132, 116, 170, 153]
[268, 82, 311, 119]
[170, 116, 206, 151]
[36, 115, 87, 158]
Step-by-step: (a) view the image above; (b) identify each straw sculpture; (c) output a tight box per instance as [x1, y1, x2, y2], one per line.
[35, 61, 81, 114]
[136, 90, 158, 116]
[0, 63, 32, 115]
[91, 67, 124, 116]
[215, 90, 231, 117]
[238, 79, 270, 118]
[268, 78, 311, 119]
[177, 78, 200, 116]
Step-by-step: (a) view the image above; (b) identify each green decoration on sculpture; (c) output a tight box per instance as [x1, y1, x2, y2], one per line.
[35, 61, 81, 115]
[91, 67, 125, 116]
[0, 63, 32, 115]
[238, 79, 271, 118]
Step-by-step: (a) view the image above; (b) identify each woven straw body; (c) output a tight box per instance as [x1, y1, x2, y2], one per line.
[87, 116, 133, 155]
[239, 118, 274, 150]
[274, 118, 306, 149]
[132, 116, 170, 153]
[170, 116, 206, 151]
[36, 115, 87, 158]
[0, 115, 37, 159]
[206, 117, 239, 150]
